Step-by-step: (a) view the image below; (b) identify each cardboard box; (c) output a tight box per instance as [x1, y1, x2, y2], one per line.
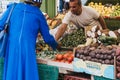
[73, 58, 115, 79]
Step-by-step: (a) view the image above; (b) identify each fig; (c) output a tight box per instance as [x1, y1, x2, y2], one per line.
[104, 59, 110, 64]
[117, 73, 120, 78]
[84, 50, 89, 56]
[116, 49, 120, 56]
[117, 67, 120, 72]
[117, 61, 120, 66]
[117, 56, 120, 61]
[79, 54, 84, 59]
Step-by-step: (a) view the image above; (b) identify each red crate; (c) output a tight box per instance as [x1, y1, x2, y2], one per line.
[64, 75, 90, 80]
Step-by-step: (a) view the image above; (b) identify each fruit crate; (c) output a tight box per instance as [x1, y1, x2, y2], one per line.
[104, 18, 120, 31]
[37, 63, 59, 80]
[85, 0, 120, 31]
[85, 0, 120, 5]
[73, 46, 118, 80]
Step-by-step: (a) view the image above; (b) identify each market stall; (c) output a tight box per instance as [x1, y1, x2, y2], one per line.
[0, 0, 120, 80]
[36, 0, 120, 80]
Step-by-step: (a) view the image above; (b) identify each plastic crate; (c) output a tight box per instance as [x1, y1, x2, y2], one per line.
[37, 63, 59, 80]
[0, 58, 4, 80]
[58, 73, 65, 80]
[94, 76, 120, 80]
[104, 18, 120, 31]
[94, 76, 113, 80]
[64, 75, 90, 80]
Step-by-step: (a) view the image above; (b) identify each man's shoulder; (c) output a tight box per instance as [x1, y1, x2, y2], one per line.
[64, 11, 72, 17]
[66, 11, 72, 15]
[82, 6, 97, 12]
[82, 6, 93, 9]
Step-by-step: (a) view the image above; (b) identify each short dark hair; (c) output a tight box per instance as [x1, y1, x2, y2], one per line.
[70, 0, 81, 5]
[64, 2, 69, 10]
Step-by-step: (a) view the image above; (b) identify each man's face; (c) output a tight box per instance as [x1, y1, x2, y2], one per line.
[69, 1, 81, 15]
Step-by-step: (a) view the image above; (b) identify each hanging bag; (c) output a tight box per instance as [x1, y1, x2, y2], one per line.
[0, 3, 16, 57]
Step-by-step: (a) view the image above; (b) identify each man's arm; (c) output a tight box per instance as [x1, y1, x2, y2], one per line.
[55, 23, 68, 41]
[98, 15, 107, 29]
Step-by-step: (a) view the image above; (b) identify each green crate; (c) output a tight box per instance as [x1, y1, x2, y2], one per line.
[0, 58, 4, 80]
[105, 18, 120, 30]
[94, 76, 112, 80]
[38, 63, 59, 80]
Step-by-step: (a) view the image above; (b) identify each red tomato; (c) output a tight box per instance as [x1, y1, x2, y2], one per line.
[67, 56, 73, 63]
[67, 51, 73, 54]
[56, 54, 63, 60]
[63, 53, 69, 59]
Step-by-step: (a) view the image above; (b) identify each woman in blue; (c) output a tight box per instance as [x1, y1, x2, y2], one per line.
[0, 0, 59, 80]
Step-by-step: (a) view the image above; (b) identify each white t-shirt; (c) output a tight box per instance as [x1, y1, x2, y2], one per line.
[62, 6, 101, 28]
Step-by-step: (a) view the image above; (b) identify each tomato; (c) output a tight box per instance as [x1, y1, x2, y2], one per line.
[70, 54, 74, 58]
[64, 60, 69, 64]
[67, 56, 73, 63]
[56, 54, 63, 60]
[63, 53, 69, 59]
[67, 51, 73, 54]
[60, 59, 65, 63]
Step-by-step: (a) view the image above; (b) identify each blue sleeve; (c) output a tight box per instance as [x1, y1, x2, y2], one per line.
[0, 3, 13, 30]
[38, 12, 58, 50]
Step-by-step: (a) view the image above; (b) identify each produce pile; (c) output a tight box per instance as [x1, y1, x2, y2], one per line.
[111, 5, 120, 17]
[46, 13, 65, 29]
[36, 40, 50, 53]
[75, 45, 120, 79]
[75, 45, 115, 65]
[88, 2, 120, 17]
[37, 50, 74, 64]
[98, 36, 118, 45]
[116, 48, 120, 78]
[85, 26, 120, 46]
[37, 50, 57, 59]
[47, 18, 62, 29]
[60, 28, 86, 48]
[53, 51, 74, 64]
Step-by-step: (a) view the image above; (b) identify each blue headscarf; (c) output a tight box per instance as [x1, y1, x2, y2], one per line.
[32, 0, 42, 3]
[25, 0, 42, 3]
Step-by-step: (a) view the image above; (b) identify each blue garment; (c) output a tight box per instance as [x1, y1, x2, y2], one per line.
[0, 2, 58, 80]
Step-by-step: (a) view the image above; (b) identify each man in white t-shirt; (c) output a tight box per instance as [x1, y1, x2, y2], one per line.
[55, 0, 107, 41]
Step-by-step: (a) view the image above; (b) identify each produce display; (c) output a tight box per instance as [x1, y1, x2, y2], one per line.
[37, 50, 57, 59]
[75, 45, 120, 79]
[116, 48, 120, 78]
[53, 51, 74, 64]
[60, 28, 86, 48]
[46, 13, 65, 29]
[55, 13, 65, 20]
[37, 50, 74, 64]
[36, 6, 120, 80]
[36, 40, 50, 53]
[88, 2, 120, 17]
[111, 5, 120, 17]
[48, 19, 62, 29]
[98, 36, 117, 45]
[85, 25, 120, 46]
[75, 45, 115, 65]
